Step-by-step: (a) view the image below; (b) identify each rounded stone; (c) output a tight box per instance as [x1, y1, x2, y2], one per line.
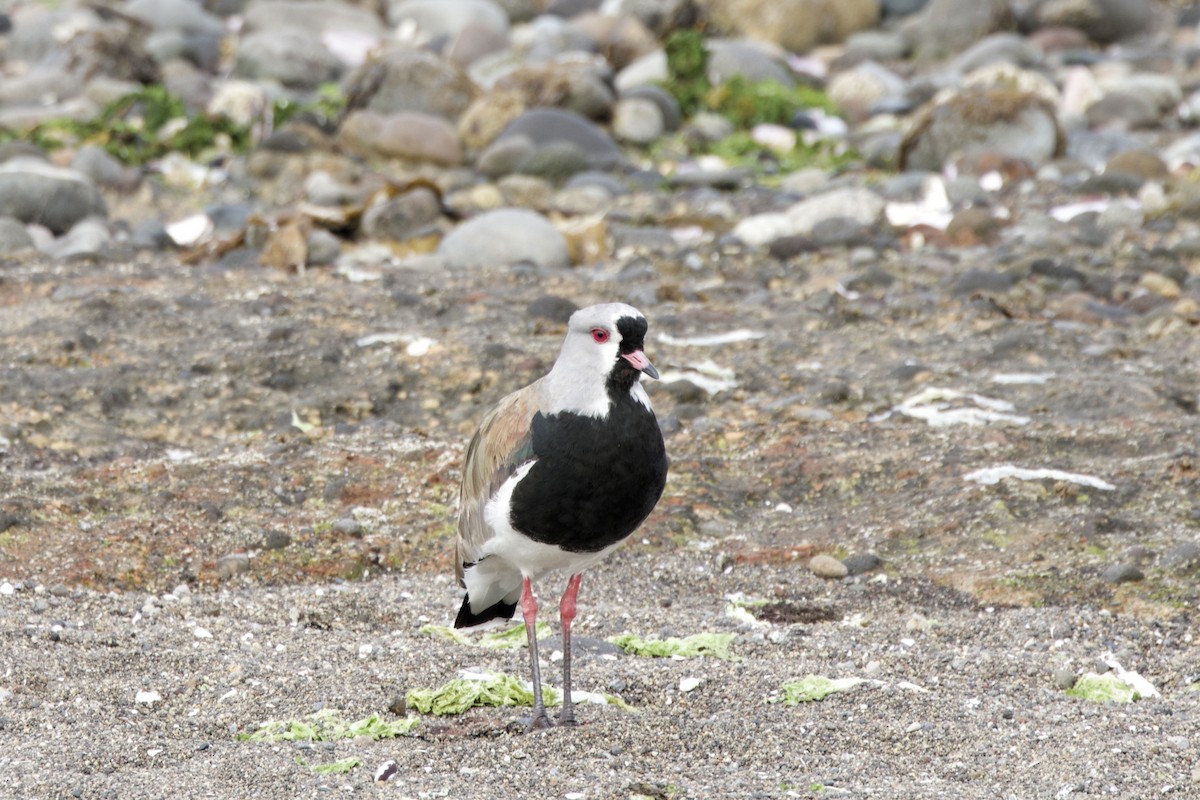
[438, 208, 570, 269]
[809, 554, 849, 579]
[337, 110, 464, 165]
[494, 108, 623, 171]
[612, 97, 665, 145]
[0, 216, 35, 253]
[0, 160, 107, 235]
[216, 553, 251, 580]
[1100, 563, 1144, 584]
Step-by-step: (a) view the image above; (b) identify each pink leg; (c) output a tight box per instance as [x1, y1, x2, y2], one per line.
[558, 573, 583, 727]
[521, 577, 552, 731]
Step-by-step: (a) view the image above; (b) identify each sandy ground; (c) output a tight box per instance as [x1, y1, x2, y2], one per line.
[1, 244, 1198, 798]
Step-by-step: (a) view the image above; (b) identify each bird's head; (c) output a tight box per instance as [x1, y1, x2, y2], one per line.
[547, 303, 659, 416]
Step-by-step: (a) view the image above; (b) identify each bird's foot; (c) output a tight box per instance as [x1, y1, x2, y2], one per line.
[556, 714, 578, 728]
[525, 711, 554, 733]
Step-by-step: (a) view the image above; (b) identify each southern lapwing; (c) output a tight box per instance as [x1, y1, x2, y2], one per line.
[454, 303, 669, 730]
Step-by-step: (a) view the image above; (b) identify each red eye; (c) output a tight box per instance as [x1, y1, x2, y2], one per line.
[590, 328, 610, 343]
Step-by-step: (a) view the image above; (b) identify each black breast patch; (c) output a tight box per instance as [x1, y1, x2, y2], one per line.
[508, 394, 668, 553]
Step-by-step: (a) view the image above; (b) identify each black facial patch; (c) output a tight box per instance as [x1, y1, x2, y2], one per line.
[607, 315, 650, 395]
[615, 315, 648, 354]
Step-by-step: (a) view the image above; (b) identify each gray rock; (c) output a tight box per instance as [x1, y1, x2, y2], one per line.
[263, 530, 292, 550]
[242, 0, 385, 38]
[706, 39, 794, 86]
[702, 0, 879, 53]
[493, 61, 615, 121]
[1084, 93, 1161, 130]
[842, 553, 882, 575]
[564, 171, 628, 196]
[216, 553, 251, 580]
[304, 172, 358, 207]
[612, 97, 665, 145]
[843, 30, 911, 62]
[514, 141, 592, 181]
[553, 183, 617, 215]
[44, 218, 111, 261]
[337, 110, 464, 165]
[125, 0, 224, 35]
[332, 518, 364, 538]
[684, 112, 735, 144]
[0, 217, 34, 253]
[477, 135, 536, 179]
[1067, 129, 1146, 170]
[343, 45, 479, 121]
[882, 0, 930, 15]
[1100, 563, 1144, 584]
[234, 28, 343, 89]
[386, 0, 509, 38]
[620, 84, 682, 131]
[525, 294, 579, 322]
[130, 219, 175, 251]
[809, 554, 849, 579]
[70, 145, 140, 192]
[443, 18, 511, 67]
[786, 187, 885, 243]
[908, 0, 1013, 61]
[1161, 542, 1200, 574]
[361, 188, 444, 241]
[811, 217, 873, 248]
[498, 174, 554, 208]
[950, 33, 1043, 74]
[615, 49, 668, 93]
[827, 61, 908, 118]
[306, 229, 341, 266]
[954, 268, 1018, 295]
[144, 29, 223, 72]
[1021, 0, 1164, 44]
[0, 160, 106, 235]
[438, 208, 570, 269]
[1052, 668, 1077, 690]
[900, 87, 1062, 171]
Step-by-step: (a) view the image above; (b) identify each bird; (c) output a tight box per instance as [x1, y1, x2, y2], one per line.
[453, 302, 669, 730]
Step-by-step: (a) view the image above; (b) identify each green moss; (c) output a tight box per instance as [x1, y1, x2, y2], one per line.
[238, 708, 419, 742]
[1, 83, 345, 165]
[307, 757, 361, 775]
[703, 130, 857, 175]
[707, 76, 838, 127]
[775, 675, 864, 705]
[406, 671, 555, 715]
[662, 29, 710, 117]
[608, 632, 740, 661]
[1065, 673, 1138, 703]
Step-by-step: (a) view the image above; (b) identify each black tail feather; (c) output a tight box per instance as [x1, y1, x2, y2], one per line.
[454, 595, 517, 629]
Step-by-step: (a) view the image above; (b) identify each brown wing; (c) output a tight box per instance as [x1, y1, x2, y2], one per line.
[454, 378, 544, 585]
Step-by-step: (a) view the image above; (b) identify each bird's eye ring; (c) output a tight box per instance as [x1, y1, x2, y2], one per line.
[590, 328, 610, 343]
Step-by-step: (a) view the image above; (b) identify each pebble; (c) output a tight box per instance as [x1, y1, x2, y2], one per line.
[332, 518, 365, 538]
[0, 217, 34, 253]
[842, 553, 882, 576]
[216, 554, 251, 580]
[1100, 563, 1144, 584]
[338, 110, 463, 165]
[1052, 668, 1077, 690]
[1161, 542, 1200, 574]
[0, 160, 106, 235]
[438, 208, 569, 269]
[809, 554, 849, 579]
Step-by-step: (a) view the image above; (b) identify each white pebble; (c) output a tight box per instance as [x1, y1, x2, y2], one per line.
[0, 582, 14, 596]
[135, 690, 162, 705]
[679, 677, 701, 692]
[193, 626, 213, 639]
